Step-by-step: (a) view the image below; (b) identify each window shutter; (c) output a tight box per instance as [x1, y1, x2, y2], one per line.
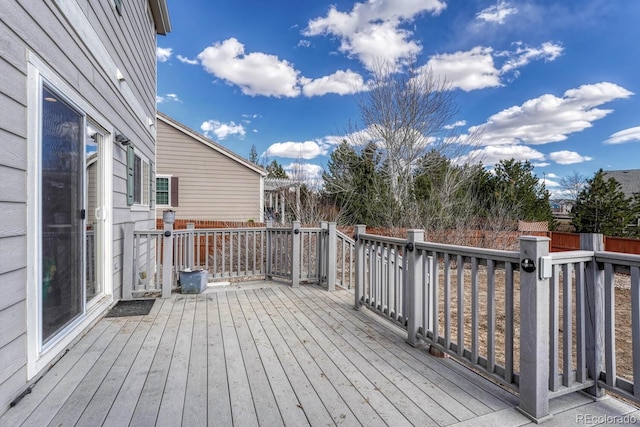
[150, 161, 155, 208]
[171, 176, 179, 207]
[126, 145, 134, 206]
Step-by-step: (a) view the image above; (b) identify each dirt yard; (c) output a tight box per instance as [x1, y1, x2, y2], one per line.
[433, 262, 633, 383]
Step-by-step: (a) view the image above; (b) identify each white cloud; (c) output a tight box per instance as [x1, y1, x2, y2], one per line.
[546, 173, 559, 179]
[476, 1, 517, 24]
[426, 47, 501, 91]
[241, 113, 261, 124]
[304, 0, 446, 71]
[453, 144, 545, 166]
[156, 47, 172, 62]
[284, 162, 324, 184]
[542, 177, 560, 188]
[297, 40, 311, 48]
[499, 42, 563, 74]
[201, 120, 246, 140]
[425, 42, 563, 91]
[470, 82, 634, 145]
[444, 120, 467, 129]
[156, 93, 181, 103]
[177, 55, 199, 65]
[301, 69, 367, 97]
[266, 140, 330, 160]
[604, 126, 640, 144]
[197, 38, 301, 98]
[549, 150, 593, 165]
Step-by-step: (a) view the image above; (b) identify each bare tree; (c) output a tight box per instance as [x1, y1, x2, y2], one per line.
[559, 171, 586, 201]
[354, 60, 470, 212]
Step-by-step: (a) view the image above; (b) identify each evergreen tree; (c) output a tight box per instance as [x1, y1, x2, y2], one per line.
[249, 144, 259, 165]
[266, 159, 287, 179]
[323, 141, 396, 226]
[489, 159, 554, 228]
[571, 169, 634, 236]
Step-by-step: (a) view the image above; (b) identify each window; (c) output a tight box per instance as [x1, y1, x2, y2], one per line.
[156, 176, 169, 205]
[156, 175, 178, 207]
[127, 146, 150, 207]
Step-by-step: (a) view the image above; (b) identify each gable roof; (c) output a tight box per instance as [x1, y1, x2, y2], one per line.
[157, 112, 266, 176]
[604, 169, 640, 199]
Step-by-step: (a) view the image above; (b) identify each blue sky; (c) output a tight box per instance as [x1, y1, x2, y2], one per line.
[156, 0, 640, 197]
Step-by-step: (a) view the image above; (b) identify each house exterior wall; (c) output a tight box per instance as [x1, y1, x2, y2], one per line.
[0, 0, 162, 414]
[156, 117, 264, 222]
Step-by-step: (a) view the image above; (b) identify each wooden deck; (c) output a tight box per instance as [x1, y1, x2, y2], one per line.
[2, 282, 638, 426]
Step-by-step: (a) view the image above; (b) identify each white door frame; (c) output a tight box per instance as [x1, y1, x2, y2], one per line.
[26, 53, 114, 380]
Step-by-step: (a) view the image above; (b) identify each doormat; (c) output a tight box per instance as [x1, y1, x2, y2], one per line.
[105, 299, 155, 317]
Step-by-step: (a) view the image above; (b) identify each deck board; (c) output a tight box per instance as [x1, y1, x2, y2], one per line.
[235, 291, 310, 426]
[321, 284, 517, 414]
[279, 286, 459, 425]
[227, 291, 284, 426]
[24, 318, 126, 427]
[268, 287, 427, 426]
[0, 318, 114, 427]
[101, 298, 173, 426]
[1, 282, 638, 427]
[157, 296, 196, 427]
[205, 293, 233, 426]
[130, 296, 186, 426]
[218, 292, 260, 426]
[259, 287, 373, 426]
[49, 317, 142, 426]
[248, 288, 336, 426]
[182, 295, 209, 427]
[75, 303, 162, 426]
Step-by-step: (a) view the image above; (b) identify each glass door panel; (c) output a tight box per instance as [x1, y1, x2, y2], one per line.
[41, 84, 84, 344]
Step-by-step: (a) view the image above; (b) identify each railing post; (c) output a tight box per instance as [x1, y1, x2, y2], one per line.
[326, 222, 337, 292]
[582, 233, 606, 399]
[186, 222, 195, 268]
[406, 229, 425, 347]
[122, 222, 134, 300]
[354, 225, 366, 310]
[266, 221, 273, 280]
[291, 221, 301, 287]
[517, 236, 551, 422]
[320, 221, 328, 284]
[162, 219, 174, 298]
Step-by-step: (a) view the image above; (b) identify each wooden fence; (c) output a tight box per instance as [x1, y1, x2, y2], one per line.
[548, 232, 640, 254]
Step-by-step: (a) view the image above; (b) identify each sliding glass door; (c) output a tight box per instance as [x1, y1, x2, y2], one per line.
[41, 84, 85, 344]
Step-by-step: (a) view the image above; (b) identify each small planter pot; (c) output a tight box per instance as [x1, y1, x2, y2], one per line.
[179, 270, 208, 294]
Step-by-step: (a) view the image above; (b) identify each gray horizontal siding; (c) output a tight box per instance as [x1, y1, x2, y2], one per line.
[0, 338, 26, 387]
[0, 130, 28, 171]
[0, 0, 159, 415]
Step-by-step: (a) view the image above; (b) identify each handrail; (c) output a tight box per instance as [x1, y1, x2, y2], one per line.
[416, 240, 520, 264]
[595, 251, 640, 267]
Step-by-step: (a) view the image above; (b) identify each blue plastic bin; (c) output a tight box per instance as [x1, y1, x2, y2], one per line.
[179, 270, 208, 294]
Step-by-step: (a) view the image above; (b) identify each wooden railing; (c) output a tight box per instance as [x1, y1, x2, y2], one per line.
[123, 220, 348, 297]
[124, 220, 640, 423]
[594, 250, 640, 403]
[352, 226, 640, 422]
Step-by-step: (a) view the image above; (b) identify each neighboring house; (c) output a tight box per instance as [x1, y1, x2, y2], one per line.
[604, 169, 640, 228]
[0, 0, 169, 415]
[550, 199, 573, 225]
[604, 169, 640, 199]
[156, 112, 266, 222]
